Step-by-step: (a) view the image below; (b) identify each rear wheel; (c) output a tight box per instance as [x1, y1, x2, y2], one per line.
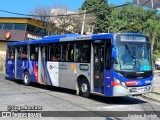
[23, 71, 31, 86]
[79, 79, 90, 98]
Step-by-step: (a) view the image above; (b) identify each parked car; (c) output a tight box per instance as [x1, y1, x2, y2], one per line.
[155, 58, 160, 70]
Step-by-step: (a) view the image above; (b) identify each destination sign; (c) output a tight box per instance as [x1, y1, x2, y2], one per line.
[120, 36, 146, 42]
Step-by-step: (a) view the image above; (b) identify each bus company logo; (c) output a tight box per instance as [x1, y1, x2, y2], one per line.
[5, 32, 11, 39]
[49, 65, 57, 69]
[49, 65, 52, 69]
[49, 65, 53, 69]
[137, 81, 141, 85]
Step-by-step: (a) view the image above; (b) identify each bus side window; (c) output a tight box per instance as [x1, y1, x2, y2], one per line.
[7, 46, 15, 60]
[62, 42, 74, 62]
[49, 44, 61, 61]
[21, 45, 28, 60]
[30, 45, 38, 60]
[75, 42, 90, 63]
[17, 47, 21, 60]
[105, 43, 111, 70]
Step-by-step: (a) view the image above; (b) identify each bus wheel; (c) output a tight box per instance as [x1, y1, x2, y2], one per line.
[79, 79, 90, 98]
[23, 71, 31, 86]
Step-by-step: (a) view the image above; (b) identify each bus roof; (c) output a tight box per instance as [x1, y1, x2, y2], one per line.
[7, 33, 146, 46]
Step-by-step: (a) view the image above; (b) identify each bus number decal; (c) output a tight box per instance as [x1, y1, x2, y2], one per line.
[8, 61, 12, 65]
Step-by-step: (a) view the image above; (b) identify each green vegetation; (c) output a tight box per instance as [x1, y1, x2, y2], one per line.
[81, 0, 111, 33]
[81, 1, 160, 52]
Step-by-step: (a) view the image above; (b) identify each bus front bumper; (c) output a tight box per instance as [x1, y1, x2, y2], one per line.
[113, 85, 153, 96]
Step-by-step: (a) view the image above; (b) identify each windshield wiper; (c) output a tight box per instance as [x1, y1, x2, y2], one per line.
[125, 43, 136, 59]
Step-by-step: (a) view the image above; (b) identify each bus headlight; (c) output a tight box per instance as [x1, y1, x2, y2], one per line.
[121, 81, 127, 88]
[115, 79, 121, 84]
[115, 78, 127, 88]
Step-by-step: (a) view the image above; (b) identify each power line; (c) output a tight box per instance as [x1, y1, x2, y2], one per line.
[0, 9, 85, 17]
[0, 3, 131, 17]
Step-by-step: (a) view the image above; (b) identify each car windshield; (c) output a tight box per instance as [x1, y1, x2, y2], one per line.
[114, 44, 152, 72]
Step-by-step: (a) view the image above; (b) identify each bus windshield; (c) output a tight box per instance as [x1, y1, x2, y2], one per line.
[114, 44, 152, 72]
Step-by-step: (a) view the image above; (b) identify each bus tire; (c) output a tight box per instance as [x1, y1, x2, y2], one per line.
[23, 71, 31, 86]
[79, 79, 90, 98]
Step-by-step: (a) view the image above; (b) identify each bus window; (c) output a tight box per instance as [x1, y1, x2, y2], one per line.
[49, 44, 61, 61]
[7, 46, 15, 60]
[17, 47, 22, 60]
[30, 45, 38, 60]
[20, 45, 28, 60]
[62, 42, 74, 62]
[105, 42, 111, 70]
[75, 42, 90, 63]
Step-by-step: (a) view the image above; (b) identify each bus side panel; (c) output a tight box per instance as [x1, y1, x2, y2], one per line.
[47, 61, 59, 86]
[29, 60, 38, 83]
[17, 60, 29, 80]
[41, 60, 52, 85]
[59, 62, 75, 89]
[104, 69, 114, 97]
[58, 62, 91, 90]
[6, 59, 15, 78]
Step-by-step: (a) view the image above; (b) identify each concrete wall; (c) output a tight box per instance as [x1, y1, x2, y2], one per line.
[0, 41, 6, 71]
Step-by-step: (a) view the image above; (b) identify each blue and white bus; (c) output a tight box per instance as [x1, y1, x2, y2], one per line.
[6, 33, 153, 97]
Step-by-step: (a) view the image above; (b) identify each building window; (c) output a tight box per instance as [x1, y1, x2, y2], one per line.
[13, 24, 27, 30]
[3, 23, 13, 30]
[0, 24, 3, 30]
[26, 24, 47, 36]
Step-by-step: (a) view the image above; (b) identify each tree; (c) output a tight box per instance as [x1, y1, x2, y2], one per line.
[108, 3, 160, 50]
[50, 4, 95, 34]
[81, 0, 111, 33]
[143, 18, 160, 50]
[50, 4, 74, 34]
[30, 6, 56, 35]
[31, 4, 95, 34]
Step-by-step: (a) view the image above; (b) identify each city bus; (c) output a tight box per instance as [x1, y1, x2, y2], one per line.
[5, 33, 153, 97]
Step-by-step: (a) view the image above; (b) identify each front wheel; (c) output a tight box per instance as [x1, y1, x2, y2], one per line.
[79, 79, 90, 98]
[23, 71, 31, 86]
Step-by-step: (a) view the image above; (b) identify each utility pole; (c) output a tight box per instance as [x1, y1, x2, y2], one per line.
[81, 10, 86, 35]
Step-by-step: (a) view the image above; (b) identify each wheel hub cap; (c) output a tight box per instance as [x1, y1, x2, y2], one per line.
[81, 83, 87, 93]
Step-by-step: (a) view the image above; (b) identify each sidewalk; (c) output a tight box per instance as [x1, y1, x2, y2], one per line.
[143, 70, 160, 102]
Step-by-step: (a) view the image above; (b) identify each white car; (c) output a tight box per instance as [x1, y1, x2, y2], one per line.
[155, 58, 160, 70]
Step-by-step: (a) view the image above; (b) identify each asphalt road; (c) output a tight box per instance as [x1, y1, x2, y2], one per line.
[0, 74, 160, 120]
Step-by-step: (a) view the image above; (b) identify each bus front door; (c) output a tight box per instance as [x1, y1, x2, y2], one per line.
[93, 43, 104, 94]
[38, 46, 48, 84]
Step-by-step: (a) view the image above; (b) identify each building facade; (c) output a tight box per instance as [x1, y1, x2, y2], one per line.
[0, 17, 48, 70]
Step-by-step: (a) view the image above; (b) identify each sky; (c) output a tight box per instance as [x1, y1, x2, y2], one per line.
[0, 0, 132, 17]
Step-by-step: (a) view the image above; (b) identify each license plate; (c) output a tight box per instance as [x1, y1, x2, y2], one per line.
[137, 88, 144, 92]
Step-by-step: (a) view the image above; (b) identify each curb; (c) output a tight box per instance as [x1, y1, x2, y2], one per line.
[142, 93, 160, 103]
